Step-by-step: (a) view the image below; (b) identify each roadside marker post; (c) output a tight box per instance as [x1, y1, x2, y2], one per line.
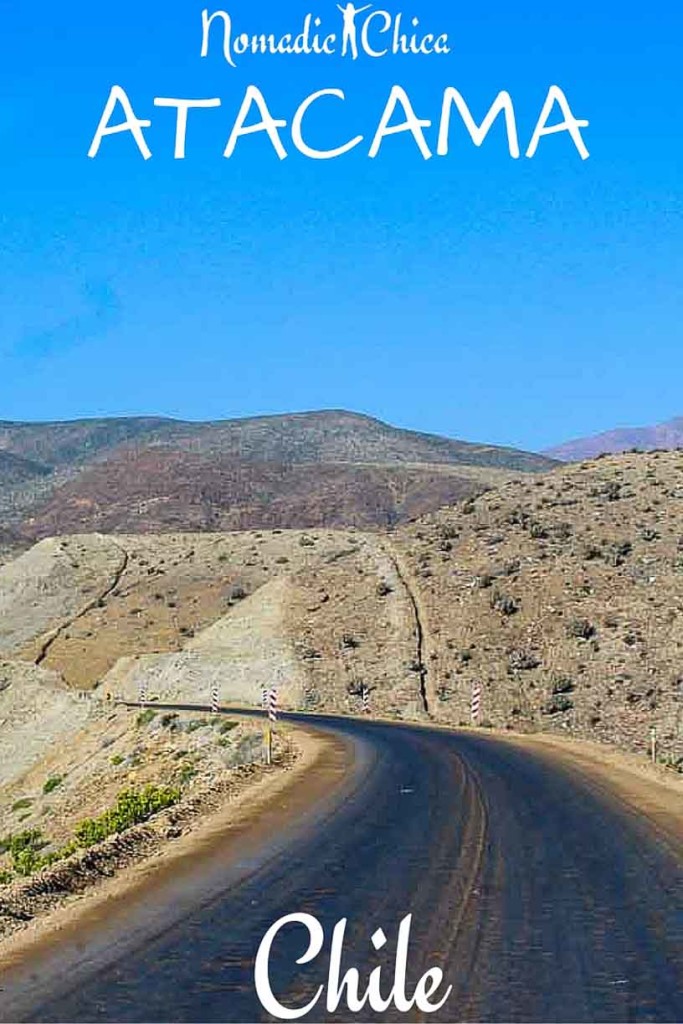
[264, 687, 278, 766]
[139, 681, 147, 705]
[471, 683, 481, 725]
[211, 682, 219, 714]
[650, 725, 657, 764]
[361, 685, 370, 714]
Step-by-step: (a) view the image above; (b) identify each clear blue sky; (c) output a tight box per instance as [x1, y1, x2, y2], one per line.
[1, 0, 681, 450]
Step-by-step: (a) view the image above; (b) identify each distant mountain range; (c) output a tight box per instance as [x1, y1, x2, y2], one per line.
[0, 410, 554, 537]
[546, 415, 683, 462]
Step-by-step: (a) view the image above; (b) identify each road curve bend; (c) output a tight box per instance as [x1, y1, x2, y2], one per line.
[1, 715, 681, 1023]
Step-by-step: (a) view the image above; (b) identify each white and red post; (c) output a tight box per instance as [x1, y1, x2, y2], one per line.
[264, 687, 278, 765]
[471, 682, 482, 724]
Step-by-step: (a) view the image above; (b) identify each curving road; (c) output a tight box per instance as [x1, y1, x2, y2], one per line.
[1, 714, 682, 1023]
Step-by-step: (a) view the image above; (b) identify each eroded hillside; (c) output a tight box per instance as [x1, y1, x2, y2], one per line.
[391, 451, 683, 763]
[0, 451, 681, 774]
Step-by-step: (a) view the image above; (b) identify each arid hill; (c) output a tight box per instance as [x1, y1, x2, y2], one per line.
[1, 451, 680, 768]
[0, 411, 554, 535]
[390, 450, 683, 763]
[547, 414, 683, 461]
[20, 449, 526, 538]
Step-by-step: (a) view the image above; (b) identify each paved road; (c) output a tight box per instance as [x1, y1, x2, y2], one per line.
[2, 714, 682, 1022]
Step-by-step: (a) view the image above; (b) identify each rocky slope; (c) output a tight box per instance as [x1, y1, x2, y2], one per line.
[391, 450, 683, 764]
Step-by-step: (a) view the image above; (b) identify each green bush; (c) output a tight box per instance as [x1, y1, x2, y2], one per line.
[136, 709, 156, 727]
[11, 798, 32, 812]
[186, 719, 205, 733]
[43, 775, 63, 795]
[0, 829, 50, 877]
[74, 784, 181, 848]
[177, 764, 197, 785]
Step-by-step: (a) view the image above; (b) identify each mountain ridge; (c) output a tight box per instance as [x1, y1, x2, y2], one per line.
[546, 414, 683, 462]
[0, 409, 555, 538]
[0, 410, 554, 471]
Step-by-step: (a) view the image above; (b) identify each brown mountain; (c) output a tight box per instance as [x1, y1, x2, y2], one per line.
[1, 410, 555, 536]
[0, 451, 52, 487]
[546, 415, 683, 462]
[20, 449, 536, 538]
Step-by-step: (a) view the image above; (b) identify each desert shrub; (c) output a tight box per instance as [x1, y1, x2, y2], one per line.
[606, 540, 632, 567]
[594, 481, 621, 501]
[567, 618, 596, 640]
[177, 764, 197, 785]
[43, 776, 63, 795]
[136, 709, 156, 727]
[550, 676, 574, 695]
[185, 719, 206, 733]
[543, 695, 573, 715]
[508, 649, 540, 671]
[491, 590, 518, 616]
[11, 798, 32, 813]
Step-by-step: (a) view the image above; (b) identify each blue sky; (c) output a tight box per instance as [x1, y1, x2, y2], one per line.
[1, 0, 681, 450]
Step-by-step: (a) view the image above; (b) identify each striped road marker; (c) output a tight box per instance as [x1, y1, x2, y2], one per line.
[211, 683, 219, 714]
[138, 681, 147, 705]
[268, 688, 278, 723]
[471, 683, 482, 724]
[361, 685, 370, 714]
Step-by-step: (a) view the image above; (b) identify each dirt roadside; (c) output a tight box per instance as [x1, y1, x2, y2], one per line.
[507, 730, 683, 851]
[0, 720, 353, 974]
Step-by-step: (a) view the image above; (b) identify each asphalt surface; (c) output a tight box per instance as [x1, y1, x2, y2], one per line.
[1, 714, 681, 1023]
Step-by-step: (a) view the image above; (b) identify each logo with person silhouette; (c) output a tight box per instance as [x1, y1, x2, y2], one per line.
[336, 3, 372, 59]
